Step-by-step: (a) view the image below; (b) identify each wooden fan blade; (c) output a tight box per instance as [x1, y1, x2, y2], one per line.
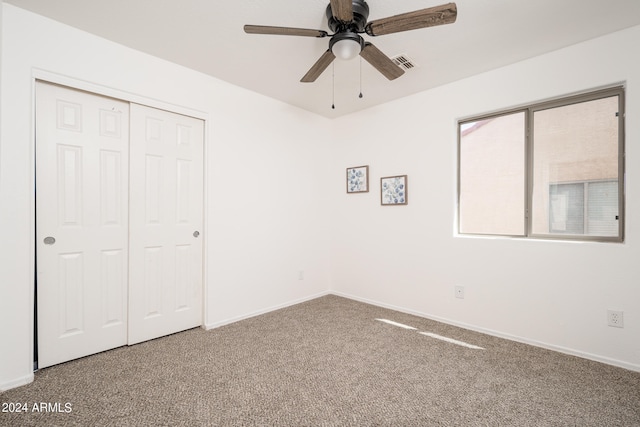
[301, 50, 336, 83]
[330, 0, 353, 22]
[365, 2, 457, 36]
[244, 25, 328, 38]
[359, 43, 404, 80]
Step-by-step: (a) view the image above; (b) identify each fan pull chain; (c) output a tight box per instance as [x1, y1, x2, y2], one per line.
[331, 63, 335, 109]
[359, 57, 363, 99]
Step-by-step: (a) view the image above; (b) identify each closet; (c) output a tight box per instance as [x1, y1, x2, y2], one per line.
[35, 81, 204, 368]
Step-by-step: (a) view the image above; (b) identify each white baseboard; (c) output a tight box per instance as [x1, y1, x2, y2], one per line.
[1, 373, 34, 392]
[331, 290, 640, 373]
[205, 290, 331, 330]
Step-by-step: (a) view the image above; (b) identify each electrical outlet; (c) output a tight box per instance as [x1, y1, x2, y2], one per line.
[298, 270, 304, 281]
[607, 310, 624, 328]
[455, 286, 465, 299]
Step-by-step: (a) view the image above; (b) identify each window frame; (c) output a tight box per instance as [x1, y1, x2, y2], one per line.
[457, 86, 625, 243]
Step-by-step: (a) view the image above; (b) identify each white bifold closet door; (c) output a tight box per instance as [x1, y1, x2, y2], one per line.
[36, 82, 203, 368]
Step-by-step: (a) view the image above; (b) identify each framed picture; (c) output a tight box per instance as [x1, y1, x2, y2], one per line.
[346, 165, 369, 193]
[380, 175, 408, 205]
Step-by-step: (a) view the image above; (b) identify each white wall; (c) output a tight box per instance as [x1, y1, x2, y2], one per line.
[329, 25, 640, 371]
[0, 4, 331, 391]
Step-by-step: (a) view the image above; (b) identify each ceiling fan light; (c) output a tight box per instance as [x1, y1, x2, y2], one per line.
[332, 39, 361, 60]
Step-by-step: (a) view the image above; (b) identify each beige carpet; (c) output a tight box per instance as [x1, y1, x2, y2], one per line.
[1, 295, 639, 426]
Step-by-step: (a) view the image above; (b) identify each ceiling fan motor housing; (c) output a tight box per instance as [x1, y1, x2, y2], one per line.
[326, 0, 369, 58]
[326, 0, 370, 32]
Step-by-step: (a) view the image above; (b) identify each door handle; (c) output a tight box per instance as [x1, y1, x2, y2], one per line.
[43, 236, 56, 245]
[193, 231, 200, 238]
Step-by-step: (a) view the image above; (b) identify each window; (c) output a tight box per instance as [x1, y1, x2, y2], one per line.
[458, 87, 624, 242]
[548, 180, 618, 236]
[459, 112, 526, 236]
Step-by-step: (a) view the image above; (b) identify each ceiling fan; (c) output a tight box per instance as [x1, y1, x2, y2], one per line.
[244, 0, 457, 83]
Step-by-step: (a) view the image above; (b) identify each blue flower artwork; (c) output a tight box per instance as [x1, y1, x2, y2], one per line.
[381, 175, 408, 205]
[346, 166, 369, 193]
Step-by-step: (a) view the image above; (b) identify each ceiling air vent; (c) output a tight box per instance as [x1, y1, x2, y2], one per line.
[391, 54, 417, 71]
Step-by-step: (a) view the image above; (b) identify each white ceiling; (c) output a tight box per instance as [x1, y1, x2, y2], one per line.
[6, 0, 640, 118]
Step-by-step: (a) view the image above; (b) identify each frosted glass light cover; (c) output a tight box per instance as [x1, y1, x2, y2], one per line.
[332, 39, 360, 60]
